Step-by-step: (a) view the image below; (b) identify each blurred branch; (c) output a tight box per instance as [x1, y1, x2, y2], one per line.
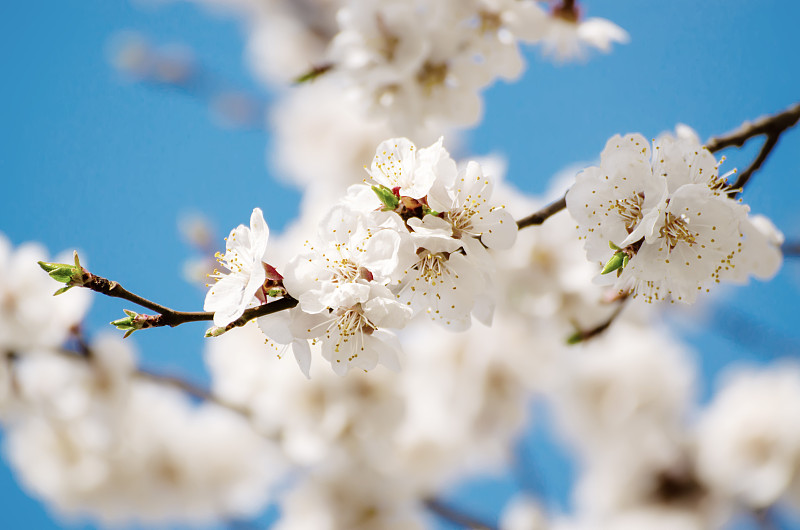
[782, 240, 800, 257]
[567, 295, 628, 345]
[135, 368, 249, 416]
[424, 498, 497, 530]
[52, 343, 251, 418]
[516, 194, 567, 230]
[752, 507, 781, 530]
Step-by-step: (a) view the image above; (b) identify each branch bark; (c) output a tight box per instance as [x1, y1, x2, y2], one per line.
[705, 102, 800, 153]
[516, 194, 567, 230]
[424, 498, 497, 530]
[78, 269, 297, 331]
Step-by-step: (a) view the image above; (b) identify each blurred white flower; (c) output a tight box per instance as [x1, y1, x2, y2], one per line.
[500, 493, 548, 530]
[696, 364, 800, 508]
[0, 234, 91, 353]
[539, 6, 629, 62]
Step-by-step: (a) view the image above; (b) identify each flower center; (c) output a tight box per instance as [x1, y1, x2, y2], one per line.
[446, 207, 476, 238]
[659, 212, 697, 251]
[417, 61, 448, 92]
[612, 192, 644, 233]
[418, 251, 449, 283]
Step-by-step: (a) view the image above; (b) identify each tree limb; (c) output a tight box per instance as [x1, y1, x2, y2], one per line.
[516, 194, 567, 230]
[78, 268, 297, 332]
[705, 102, 800, 153]
[424, 498, 497, 530]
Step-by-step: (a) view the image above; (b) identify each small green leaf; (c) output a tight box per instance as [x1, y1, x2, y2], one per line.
[110, 309, 140, 332]
[39, 251, 85, 288]
[608, 241, 621, 251]
[371, 185, 400, 211]
[566, 331, 583, 345]
[293, 63, 333, 84]
[38, 261, 77, 284]
[601, 251, 626, 275]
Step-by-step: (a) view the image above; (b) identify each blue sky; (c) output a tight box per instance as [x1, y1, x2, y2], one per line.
[1, 1, 799, 528]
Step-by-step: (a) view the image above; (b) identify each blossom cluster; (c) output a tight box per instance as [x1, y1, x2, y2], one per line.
[328, 0, 628, 133]
[171, 0, 627, 137]
[205, 137, 516, 376]
[566, 127, 783, 303]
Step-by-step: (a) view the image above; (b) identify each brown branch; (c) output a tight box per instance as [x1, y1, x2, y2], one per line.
[706, 101, 800, 195]
[135, 368, 250, 417]
[76, 269, 297, 332]
[516, 194, 567, 230]
[424, 498, 497, 530]
[46, 343, 253, 420]
[727, 133, 780, 195]
[705, 102, 800, 153]
[782, 241, 800, 257]
[567, 295, 628, 345]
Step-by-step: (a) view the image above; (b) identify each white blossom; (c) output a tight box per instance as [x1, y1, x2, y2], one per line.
[6, 339, 286, 525]
[204, 207, 272, 327]
[539, 7, 629, 62]
[695, 364, 800, 509]
[367, 136, 457, 199]
[0, 235, 91, 353]
[500, 494, 548, 530]
[567, 131, 782, 304]
[284, 205, 415, 375]
[428, 159, 517, 257]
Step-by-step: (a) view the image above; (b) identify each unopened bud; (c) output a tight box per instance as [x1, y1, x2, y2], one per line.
[601, 251, 626, 275]
[205, 326, 228, 338]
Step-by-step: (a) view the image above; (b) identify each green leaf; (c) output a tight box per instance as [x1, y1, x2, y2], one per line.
[371, 185, 400, 210]
[601, 251, 626, 275]
[566, 331, 583, 345]
[293, 63, 333, 84]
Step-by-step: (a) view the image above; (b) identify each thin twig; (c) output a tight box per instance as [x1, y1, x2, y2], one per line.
[49, 343, 252, 419]
[705, 102, 800, 153]
[752, 507, 781, 530]
[424, 498, 497, 530]
[782, 241, 800, 256]
[516, 194, 567, 230]
[568, 296, 628, 345]
[706, 101, 800, 194]
[135, 368, 250, 417]
[79, 269, 297, 330]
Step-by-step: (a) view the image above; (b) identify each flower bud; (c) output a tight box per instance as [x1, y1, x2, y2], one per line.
[38, 251, 87, 295]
